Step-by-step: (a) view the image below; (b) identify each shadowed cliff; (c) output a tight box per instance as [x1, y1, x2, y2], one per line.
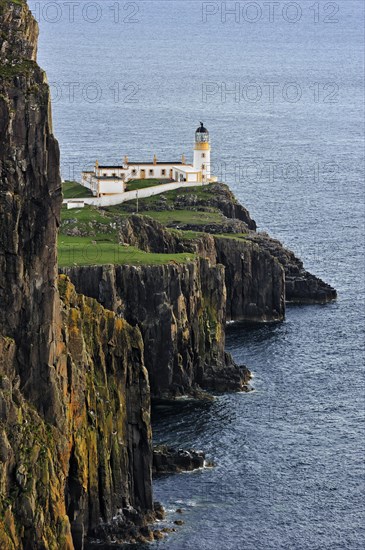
[0, 1, 154, 547]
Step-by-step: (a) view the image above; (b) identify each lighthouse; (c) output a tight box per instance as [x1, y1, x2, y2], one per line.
[81, 123, 217, 196]
[193, 122, 211, 182]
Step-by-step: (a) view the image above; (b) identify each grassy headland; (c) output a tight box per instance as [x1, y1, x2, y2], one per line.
[59, 182, 250, 267]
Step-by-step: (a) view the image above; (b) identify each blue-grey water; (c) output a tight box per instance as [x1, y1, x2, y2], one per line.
[31, 1, 364, 548]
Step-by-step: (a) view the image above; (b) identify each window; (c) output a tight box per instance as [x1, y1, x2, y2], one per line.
[103, 172, 107, 176]
[202, 153, 206, 158]
[132, 169, 137, 176]
[202, 164, 205, 170]
[149, 169, 154, 176]
[112, 172, 116, 177]
[162, 169, 166, 176]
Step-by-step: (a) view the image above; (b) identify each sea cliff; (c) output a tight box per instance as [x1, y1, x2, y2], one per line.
[62, 208, 335, 400]
[0, 1, 154, 547]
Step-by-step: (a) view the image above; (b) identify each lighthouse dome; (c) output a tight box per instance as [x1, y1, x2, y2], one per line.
[196, 122, 208, 133]
[195, 122, 209, 143]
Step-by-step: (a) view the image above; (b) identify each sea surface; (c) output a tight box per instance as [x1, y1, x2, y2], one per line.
[31, 1, 365, 548]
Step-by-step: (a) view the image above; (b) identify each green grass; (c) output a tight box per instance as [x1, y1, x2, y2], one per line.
[213, 233, 250, 241]
[143, 210, 223, 226]
[58, 235, 195, 267]
[125, 179, 166, 192]
[58, 182, 243, 267]
[62, 180, 93, 199]
[105, 184, 216, 214]
[61, 205, 108, 224]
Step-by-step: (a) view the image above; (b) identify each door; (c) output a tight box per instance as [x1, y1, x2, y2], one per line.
[141, 169, 146, 179]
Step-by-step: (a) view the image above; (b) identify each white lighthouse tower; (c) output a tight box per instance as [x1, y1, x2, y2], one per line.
[193, 122, 211, 183]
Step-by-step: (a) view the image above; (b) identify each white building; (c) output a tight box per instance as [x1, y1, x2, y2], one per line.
[81, 123, 216, 197]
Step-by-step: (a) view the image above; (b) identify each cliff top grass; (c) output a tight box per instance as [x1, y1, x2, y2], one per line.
[137, 209, 223, 226]
[106, 184, 218, 214]
[58, 235, 195, 268]
[175, 229, 249, 241]
[125, 178, 166, 191]
[63, 181, 93, 199]
[59, 182, 249, 266]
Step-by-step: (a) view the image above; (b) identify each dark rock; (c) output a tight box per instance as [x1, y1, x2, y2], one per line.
[118, 214, 183, 253]
[153, 501, 166, 520]
[246, 233, 337, 303]
[153, 445, 206, 475]
[62, 259, 252, 397]
[0, 3, 155, 547]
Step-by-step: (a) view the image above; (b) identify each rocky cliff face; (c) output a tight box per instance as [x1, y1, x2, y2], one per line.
[0, 277, 154, 548]
[246, 233, 337, 303]
[61, 259, 251, 398]
[118, 215, 286, 323]
[0, 0, 62, 415]
[57, 277, 154, 547]
[212, 236, 285, 322]
[61, 216, 285, 397]
[0, 2, 154, 547]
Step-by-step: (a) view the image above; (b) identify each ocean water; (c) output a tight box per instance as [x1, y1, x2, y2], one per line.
[30, 1, 365, 548]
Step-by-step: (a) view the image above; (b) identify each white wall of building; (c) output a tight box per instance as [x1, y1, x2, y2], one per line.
[96, 164, 178, 182]
[99, 178, 125, 195]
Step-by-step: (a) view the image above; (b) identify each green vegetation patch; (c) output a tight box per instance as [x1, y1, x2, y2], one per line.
[105, 184, 216, 214]
[58, 235, 195, 268]
[62, 180, 93, 199]
[0, 0, 24, 13]
[0, 59, 37, 79]
[141, 209, 223, 226]
[125, 179, 165, 192]
[61, 205, 108, 224]
[213, 233, 250, 242]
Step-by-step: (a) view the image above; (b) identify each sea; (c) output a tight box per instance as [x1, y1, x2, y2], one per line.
[30, 1, 365, 548]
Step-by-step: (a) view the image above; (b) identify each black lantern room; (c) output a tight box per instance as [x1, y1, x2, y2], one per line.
[195, 122, 209, 143]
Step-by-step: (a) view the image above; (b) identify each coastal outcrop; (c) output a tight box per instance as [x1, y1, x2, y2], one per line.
[153, 445, 206, 475]
[115, 185, 336, 305]
[245, 232, 337, 303]
[0, 0, 62, 416]
[61, 259, 252, 398]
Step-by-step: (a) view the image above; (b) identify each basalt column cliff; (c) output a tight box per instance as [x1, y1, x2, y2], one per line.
[0, 1, 154, 547]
